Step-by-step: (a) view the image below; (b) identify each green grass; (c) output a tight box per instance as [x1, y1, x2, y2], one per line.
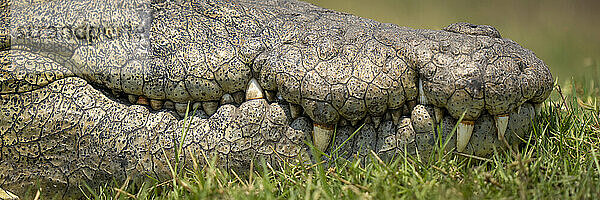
[79, 77, 600, 199]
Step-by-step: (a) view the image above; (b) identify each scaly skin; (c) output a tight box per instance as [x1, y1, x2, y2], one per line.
[0, 0, 552, 198]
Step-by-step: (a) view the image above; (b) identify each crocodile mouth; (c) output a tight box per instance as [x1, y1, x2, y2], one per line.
[90, 74, 422, 153]
[103, 78, 417, 130]
[86, 71, 540, 157]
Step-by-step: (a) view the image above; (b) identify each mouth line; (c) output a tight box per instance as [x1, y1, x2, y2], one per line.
[91, 75, 539, 128]
[105, 76, 544, 155]
[92, 79, 421, 128]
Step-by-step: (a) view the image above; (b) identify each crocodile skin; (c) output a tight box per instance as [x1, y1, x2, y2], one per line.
[0, 0, 552, 197]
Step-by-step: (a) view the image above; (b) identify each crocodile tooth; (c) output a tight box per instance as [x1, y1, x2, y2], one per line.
[527, 105, 536, 120]
[163, 100, 175, 109]
[418, 78, 428, 105]
[534, 103, 542, 116]
[434, 107, 444, 124]
[290, 104, 303, 119]
[220, 94, 234, 105]
[246, 78, 264, 100]
[372, 116, 382, 128]
[265, 90, 276, 102]
[150, 99, 164, 110]
[203, 101, 219, 116]
[495, 114, 509, 143]
[392, 109, 402, 125]
[456, 120, 474, 152]
[136, 96, 149, 105]
[128, 95, 137, 104]
[175, 103, 189, 117]
[313, 123, 333, 152]
[384, 112, 392, 121]
[192, 102, 202, 111]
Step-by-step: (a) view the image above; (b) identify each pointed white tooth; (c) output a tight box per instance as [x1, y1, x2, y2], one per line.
[372, 116, 382, 128]
[456, 121, 474, 152]
[265, 90, 276, 102]
[313, 124, 333, 152]
[128, 95, 138, 104]
[221, 94, 234, 105]
[392, 109, 402, 125]
[175, 103, 189, 117]
[495, 115, 509, 143]
[150, 99, 164, 110]
[203, 101, 219, 116]
[534, 103, 542, 116]
[290, 104, 303, 119]
[245, 78, 264, 100]
[517, 105, 522, 114]
[418, 78, 428, 105]
[434, 107, 444, 124]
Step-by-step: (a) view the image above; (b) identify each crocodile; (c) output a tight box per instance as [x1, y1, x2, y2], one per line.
[0, 0, 552, 198]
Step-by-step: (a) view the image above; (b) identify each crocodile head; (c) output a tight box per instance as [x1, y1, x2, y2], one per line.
[0, 0, 552, 197]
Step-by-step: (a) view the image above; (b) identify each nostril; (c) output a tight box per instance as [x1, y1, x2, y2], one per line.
[515, 58, 527, 72]
[518, 62, 526, 72]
